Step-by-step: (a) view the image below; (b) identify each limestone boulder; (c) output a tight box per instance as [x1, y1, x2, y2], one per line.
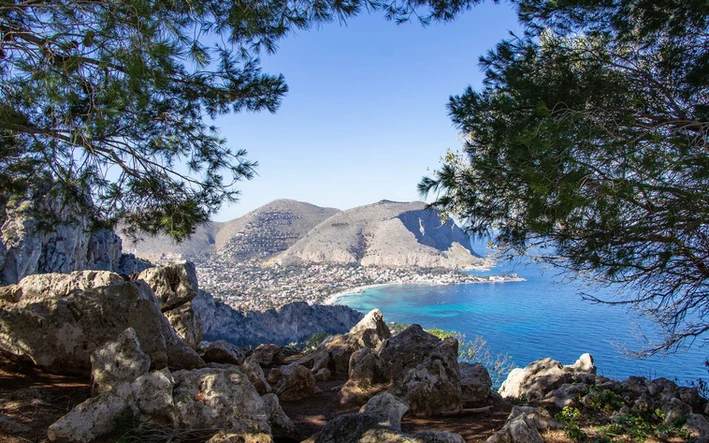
[242, 357, 272, 395]
[459, 362, 492, 404]
[203, 340, 246, 365]
[135, 262, 198, 310]
[685, 413, 709, 440]
[349, 309, 391, 344]
[172, 368, 270, 433]
[298, 309, 391, 376]
[382, 325, 462, 416]
[274, 364, 316, 401]
[359, 392, 409, 431]
[164, 302, 203, 349]
[0, 272, 203, 375]
[485, 406, 562, 443]
[249, 344, 284, 367]
[340, 325, 462, 416]
[48, 385, 130, 443]
[499, 355, 595, 402]
[90, 327, 151, 395]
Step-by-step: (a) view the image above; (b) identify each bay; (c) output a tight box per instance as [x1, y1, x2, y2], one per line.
[334, 257, 708, 385]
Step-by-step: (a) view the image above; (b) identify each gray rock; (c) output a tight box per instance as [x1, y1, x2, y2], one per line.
[340, 348, 389, 404]
[0, 187, 125, 285]
[250, 344, 284, 367]
[90, 327, 151, 395]
[274, 364, 316, 401]
[485, 406, 559, 443]
[382, 325, 462, 416]
[359, 393, 409, 431]
[459, 362, 492, 404]
[0, 272, 203, 375]
[499, 355, 594, 402]
[685, 413, 709, 440]
[48, 385, 130, 443]
[241, 357, 272, 395]
[546, 383, 588, 409]
[130, 368, 176, 424]
[172, 368, 270, 432]
[565, 353, 596, 374]
[136, 262, 198, 311]
[261, 393, 299, 440]
[203, 340, 246, 365]
[349, 309, 391, 342]
[340, 325, 462, 416]
[661, 397, 692, 425]
[164, 302, 203, 350]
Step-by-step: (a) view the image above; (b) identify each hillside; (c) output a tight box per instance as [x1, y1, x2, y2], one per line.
[274, 200, 484, 269]
[118, 199, 339, 263]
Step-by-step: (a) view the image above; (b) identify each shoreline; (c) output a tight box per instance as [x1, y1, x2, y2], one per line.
[322, 273, 525, 306]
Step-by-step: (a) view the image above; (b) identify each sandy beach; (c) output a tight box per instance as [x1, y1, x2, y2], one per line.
[322, 273, 525, 305]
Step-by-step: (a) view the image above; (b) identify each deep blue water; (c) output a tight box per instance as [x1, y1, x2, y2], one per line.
[334, 258, 708, 385]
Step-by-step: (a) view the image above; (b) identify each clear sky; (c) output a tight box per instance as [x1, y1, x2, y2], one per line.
[213, 2, 522, 222]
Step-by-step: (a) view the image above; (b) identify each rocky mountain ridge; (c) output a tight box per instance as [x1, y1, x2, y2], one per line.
[120, 199, 340, 263]
[120, 199, 484, 270]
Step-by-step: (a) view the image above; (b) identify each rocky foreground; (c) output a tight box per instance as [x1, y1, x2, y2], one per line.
[1, 262, 709, 442]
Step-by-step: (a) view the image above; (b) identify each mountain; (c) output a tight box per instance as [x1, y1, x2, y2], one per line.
[118, 199, 339, 263]
[274, 200, 483, 269]
[213, 199, 340, 262]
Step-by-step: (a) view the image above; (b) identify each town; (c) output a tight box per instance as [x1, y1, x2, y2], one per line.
[195, 256, 521, 311]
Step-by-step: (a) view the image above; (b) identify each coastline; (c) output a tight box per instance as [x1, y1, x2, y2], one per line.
[322, 273, 525, 306]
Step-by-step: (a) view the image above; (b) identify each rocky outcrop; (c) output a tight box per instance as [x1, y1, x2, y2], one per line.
[338, 324, 463, 416]
[274, 364, 316, 401]
[0, 185, 149, 285]
[459, 362, 492, 404]
[202, 340, 246, 366]
[499, 353, 596, 402]
[0, 271, 203, 375]
[193, 290, 364, 347]
[49, 366, 276, 443]
[298, 309, 391, 377]
[136, 262, 204, 349]
[275, 200, 483, 269]
[495, 355, 709, 441]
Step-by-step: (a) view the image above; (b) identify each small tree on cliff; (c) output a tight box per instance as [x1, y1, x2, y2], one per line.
[420, 0, 709, 355]
[0, 0, 483, 240]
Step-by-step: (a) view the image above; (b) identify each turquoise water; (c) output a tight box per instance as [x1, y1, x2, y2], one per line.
[334, 258, 708, 385]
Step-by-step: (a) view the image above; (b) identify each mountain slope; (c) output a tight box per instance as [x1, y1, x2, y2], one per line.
[213, 199, 340, 261]
[274, 200, 483, 268]
[119, 199, 339, 263]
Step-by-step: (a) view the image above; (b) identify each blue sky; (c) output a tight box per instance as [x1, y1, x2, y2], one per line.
[214, 2, 521, 221]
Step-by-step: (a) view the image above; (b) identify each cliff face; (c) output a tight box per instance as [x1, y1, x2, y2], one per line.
[275, 200, 483, 269]
[192, 290, 364, 347]
[0, 187, 147, 285]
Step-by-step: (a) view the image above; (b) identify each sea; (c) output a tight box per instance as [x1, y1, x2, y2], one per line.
[333, 251, 708, 386]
